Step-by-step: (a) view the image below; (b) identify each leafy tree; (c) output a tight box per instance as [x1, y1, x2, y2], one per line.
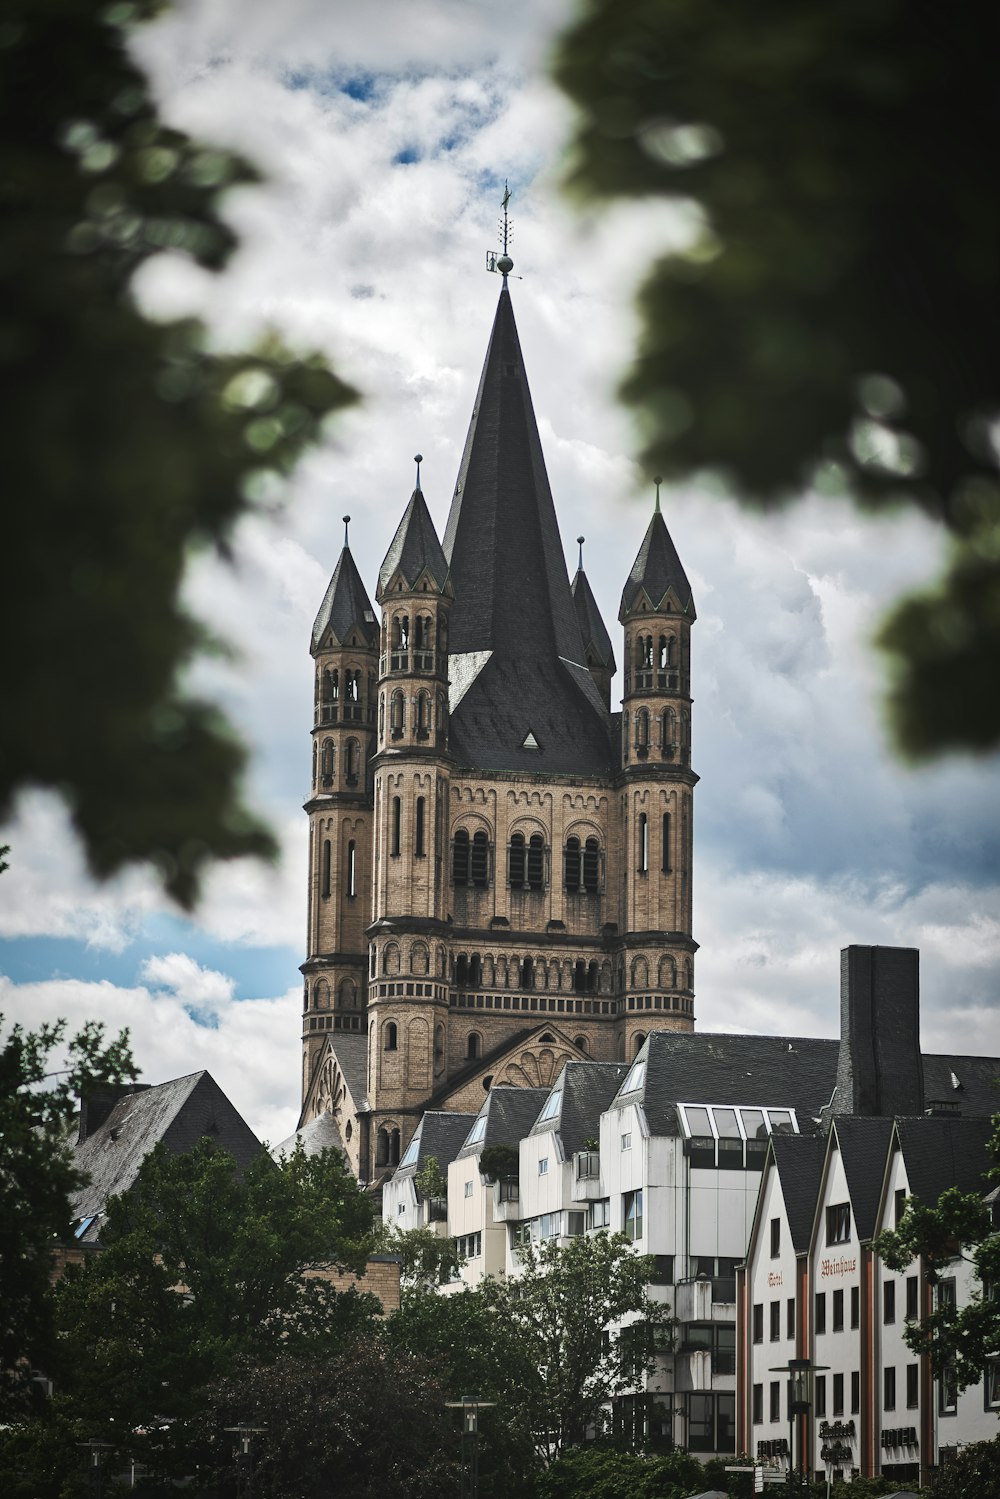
[1, 0, 358, 905]
[479, 1142, 520, 1182]
[482, 1231, 672, 1463]
[0, 1015, 135, 1416]
[198, 1342, 461, 1499]
[537, 1445, 705, 1499]
[925, 1433, 1000, 1499]
[553, 1, 1000, 759]
[874, 1114, 1000, 1395]
[413, 1153, 450, 1200]
[27, 1138, 380, 1485]
[385, 1224, 463, 1289]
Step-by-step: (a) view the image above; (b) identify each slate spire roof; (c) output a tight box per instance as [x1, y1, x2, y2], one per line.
[619, 497, 696, 623]
[311, 542, 379, 654]
[377, 485, 450, 600]
[572, 563, 615, 671]
[440, 285, 613, 775]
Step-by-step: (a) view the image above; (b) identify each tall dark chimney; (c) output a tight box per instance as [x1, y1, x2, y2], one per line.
[77, 1083, 149, 1143]
[835, 946, 924, 1118]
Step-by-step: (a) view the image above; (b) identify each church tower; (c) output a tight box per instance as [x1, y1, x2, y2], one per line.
[618, 483, 698, 1056]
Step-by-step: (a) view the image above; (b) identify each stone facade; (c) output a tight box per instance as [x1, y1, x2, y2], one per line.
[298, 283, 699, 1181]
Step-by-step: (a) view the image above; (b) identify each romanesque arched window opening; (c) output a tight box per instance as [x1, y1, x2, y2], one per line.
[390, 692, 404, 738]
[321, 839, 331, 899]
[574, 1035, 588, 1054]
[587, 960, 599, 993]
[573, 959, 586, 994]
[634, 1031, 647, 1057]
[467, 1032, 481, 1060]
[414, 614, 433, 669]
[321, 739, 334, 785]
[416, 692, 429, 738]
[527, 834, 545, 890]
[370, 946, 377, 977]
[658, 954, 676, 989]
[415, 796, 426, 857]
[345, 739, 360, 784]
[564, 836, 581, 892]
[339, 978, 356, 1009]
[435, 1024, 445, 1060]
[391, 615, 409, 670]
[521, 955, 534, 988]
[391, 795, 401, 856]
[469, 954, 481, 986]
[436, 691, 448, 746]
[455, 954, 469, 985]
[452, 828, 470, 885]
[685, 958, 693, 989]
[638, 814, 648, 874]
[583, 837, 600, 894]
[347, 840, 357, 897]
[662, 812, 672, 873]
[636, 709, 649, 755]
[470, 831, 489, 888]
[508, 832, 526, 888]
[660, 707, 676, 758]
[384, 1021, 398, 1051]
[346, 669, 360, 701]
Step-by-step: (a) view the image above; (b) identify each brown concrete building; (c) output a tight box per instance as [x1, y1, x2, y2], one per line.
[298, 280, 699, 1182]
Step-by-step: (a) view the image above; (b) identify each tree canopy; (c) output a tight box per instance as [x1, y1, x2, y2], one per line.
[0, 1015, 135, 1417]
[1, 0, 357, 905]
[553, 1, 1000, 759]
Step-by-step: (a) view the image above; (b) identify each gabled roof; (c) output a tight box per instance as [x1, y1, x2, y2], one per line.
[311, 545, 379, 654]
[377, 486, 450, 599]
[831, 1115, 896, 1241]
[922, 1055, 1000, 1118]
[71, 1071, 262, 1242]
[441, 286, 613, 776]
[572, 567, 616, 671]
[894, 1115, 994, 1205]
[393, 1111, 478, 1182]
[619, 504, 696, 622]
[769, 1134, 828, 1254]
[614, 1031, 840, 1137]
[456, 1086, 549, 1160]
[272, 1110, 346, 1162]
[530, 1061, 629, 1156]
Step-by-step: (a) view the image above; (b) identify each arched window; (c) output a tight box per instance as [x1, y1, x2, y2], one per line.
[452, 829, 470, 885]
[658, 954, 677, 988]
[314, 979, 330, 1011]
[573, 960, 586, 994]
[456, 954, 469, 986]
[325, 668, 339, 701]
[384, 1021, 398, 1051]
[345, 739, 360, 783]
[583, 837, 600, 893]
[321, 739, 334, 784]
[467, 1032, 481, 1061]
[631, 955, 649, 987]
[376, 1127, 390, 1167]
[435, 1024, 445, 1060]
[661, 812, 672, 873]
[574, 1035, 588, 1054]
[436, 691, 448, 745]
[470, 830, 489, 888]
[383, 943, 400, 976]
[634, 1031, 647, 1057]
[338, 978, 356, 1009]
[564, 836, 581, 892]
[469, 953, 481, 986]
[370, 946, 377, 977]
[414, 615, 433, 667]
[587, 960, 599, 993]
[346, 669, 360, 701]
[347, 840, 357, 898]
[508, 832, 526, 888]
[411, 942, 429, 976]
[521, 956, 534, 989]
[684, 958, 693, 989]
[321, 839, 331, 899]
[391, 796, 401, 856]
[389, 1128, 400, 1166]
[390, 692, 404, 737]
[415, 796, 426, 857]
[527, 833, 545, 890]
[660, 707, 677, 757]
[680, 711, 691, 765]
[416, 691, 429, 736]
[391, 615, 409, 669]
[638, 814, 648, 873]
[636, 709, 649, 752]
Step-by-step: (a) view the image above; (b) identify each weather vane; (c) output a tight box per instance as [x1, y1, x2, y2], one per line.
[486, 180, 519, 279]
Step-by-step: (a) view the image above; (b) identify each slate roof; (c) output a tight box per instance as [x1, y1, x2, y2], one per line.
[272, 1110, 346, 1162]
[456, 1085, 549, 1161]
[769, 1134, 827, 1254]
[377, 486, 450, 599]
[71, 1072, 262, 1243]
[832, 1115, 896, 1240]
[441, 286, 614, 776]
[572, 567, 615, 671]
[311, 545, 379, 653]
[619, 504, 697, 622]
[615, 1032, 841, 1137]
[894, 1115, 995, 1205]
[530, 1061, 629, 1157]
[922, 1054, 1000, 1118]
[392, 1111, 477, 1182]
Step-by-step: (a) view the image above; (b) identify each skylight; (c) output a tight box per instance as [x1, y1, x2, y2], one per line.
[537, 1088, 562, 1123]
[621, 1059, 646, 1095]
[398, 1137, 419, 1169]
[466, 1115, 487, 1146]
[678, 1104, 799, 1140]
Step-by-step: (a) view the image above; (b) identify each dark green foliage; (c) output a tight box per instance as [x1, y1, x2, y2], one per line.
[387, 1224, 463, 1288]
[479, 1142, 520, 1182]
[553, 1, 1000, 758]
[927, 1434, 1000, 1498]
[0, 1015, 135, 1417]
[0, 0, 357, 904]
[537, 1444, 704, 1499]
[875, 1114, 1000, 1393]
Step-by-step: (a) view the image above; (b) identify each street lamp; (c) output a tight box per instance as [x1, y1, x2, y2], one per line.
[770, 1358, 828, 1482]
[79, 1439, 115, 1499]
[445, 1395, 495, 1499]
[224, 1425, 267, 1499]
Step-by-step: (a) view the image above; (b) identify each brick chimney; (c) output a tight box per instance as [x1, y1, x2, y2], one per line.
[77, 1083, 149, 1143]
[835, 946, 924, 1118]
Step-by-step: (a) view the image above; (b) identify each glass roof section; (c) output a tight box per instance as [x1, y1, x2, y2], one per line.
[678, 1104, 800, 1139]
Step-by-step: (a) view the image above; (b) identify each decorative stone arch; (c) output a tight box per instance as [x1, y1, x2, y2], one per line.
[437, 945, 448, 977]
[382, 942, 401, 976]
[631, 955, 649, 988]
[410, 941, 430, 976]
[658, 954, 677, 989]
[376, 1122, 401, 1168]
[466, 1030, 482, 1061]
[338, 977, 357, 1009]
[313, 978, 330, 1011]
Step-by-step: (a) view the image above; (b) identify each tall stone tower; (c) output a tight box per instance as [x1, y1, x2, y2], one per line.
[299, 279, 698, 1181]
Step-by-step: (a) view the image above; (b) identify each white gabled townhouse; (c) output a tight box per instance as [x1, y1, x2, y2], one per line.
[381, 1109, 476, 1233]
[446, 1086, 548, 1289]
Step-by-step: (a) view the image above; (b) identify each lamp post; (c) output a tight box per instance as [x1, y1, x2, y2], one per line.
[770, 1358, 828, 1484]
[445, 1396, 495, 1499]
[224, 1425, 267, 1499]
[79, 1439, 115, 1499]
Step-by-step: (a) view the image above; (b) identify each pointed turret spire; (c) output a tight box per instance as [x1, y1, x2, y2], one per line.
[311, 540, 378, 655]
[377, 466, 449, 602]
[572, 539, 616, 710]
[619, 483, 697, 622]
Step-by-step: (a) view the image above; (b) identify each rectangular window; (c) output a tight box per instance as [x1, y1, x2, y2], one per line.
[753, 1303, 764, 1344]
[538, 1157, 548, 1175]
[624, 1189, 643, 1241]
[347, 839, 357, 897]
[463, 1180, 473, 1198]
[752, 1383, 763, 1425]
[939, 1363, 958, 1416]
[661, 812, 672, 873]
[851, 1285, 860, 1328]
[770, 1217, 781, 1257]
[415, 795, 425, 857]
[769, 1382, 780, 1423]
[884, 1281, 896, 1324]
[638, 813, 648, 873]
[833, 1288, 844, 1331]
[815, 1291, 827, 1335]
[895, 1188, 907, 1227]
[833, 1373, 844, 1416]
[851, 1371, 860, 1414]
[621, 1132, 632, 1151]
[826, 1202, 851, 1244]
[884, 1366, 896, 1411]
[906, 1274, 919, 1321]
[814, 1376, 826, 1417]
[770, 1302, 781, 1342]
[984, 1360, 1000, 1410]
[590, 1198, 611, 1229]
[787, 1297, 795, 1341]
[907, 1363, 919, 1408]
[391, 795, 401, 856]
[650, 1254, 674, 1285]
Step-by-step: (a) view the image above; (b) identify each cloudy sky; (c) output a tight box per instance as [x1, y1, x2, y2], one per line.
[2, 0, 998, 1143]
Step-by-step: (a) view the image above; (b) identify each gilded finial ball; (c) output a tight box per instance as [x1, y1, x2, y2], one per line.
[497, 253, 513, 275]
[414, 454, 423, 464]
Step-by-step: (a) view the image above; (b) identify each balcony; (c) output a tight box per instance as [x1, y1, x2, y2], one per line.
[674, 1278, 736, 1324]
[493, 1177, 520, 1222]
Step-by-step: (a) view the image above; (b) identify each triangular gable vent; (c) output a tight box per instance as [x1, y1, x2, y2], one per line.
[522, 731, 541, 750]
